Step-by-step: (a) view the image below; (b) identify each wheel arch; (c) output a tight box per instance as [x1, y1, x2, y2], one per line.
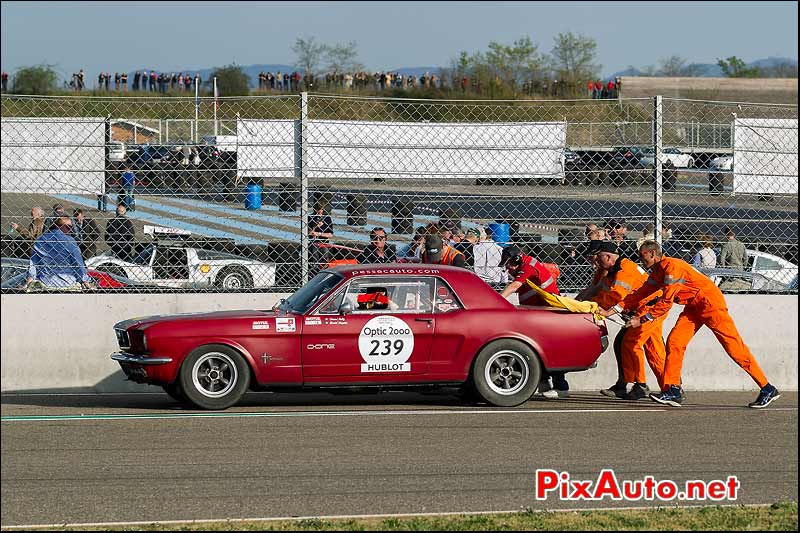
[467, 334, 548, 377]
[181, 339, 259, 389]
[214, 265, 253, 287]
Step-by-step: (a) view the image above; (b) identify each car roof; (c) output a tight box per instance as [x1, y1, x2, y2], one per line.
[324, 264, 514, 310]
[328, 264, 470, 277]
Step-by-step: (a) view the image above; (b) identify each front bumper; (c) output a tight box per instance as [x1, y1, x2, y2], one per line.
[111, 352, 174, 384]
[111, 352, 173, 365]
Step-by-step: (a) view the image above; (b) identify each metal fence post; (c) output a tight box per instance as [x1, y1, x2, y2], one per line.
[653, 95, 663, 245]
[300, 92, 309, 284]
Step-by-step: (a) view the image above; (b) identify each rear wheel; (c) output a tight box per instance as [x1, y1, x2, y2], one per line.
[471, 339, 540, 407]
[216, 267, 253, 290]
[179, 344, 250, 410]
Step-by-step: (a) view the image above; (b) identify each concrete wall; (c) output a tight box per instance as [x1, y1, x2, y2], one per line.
[1, 293, 797, 393]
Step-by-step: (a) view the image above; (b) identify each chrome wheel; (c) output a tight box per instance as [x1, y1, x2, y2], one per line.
[222, 272, 245, 289]
[484, 350, 529, 396]
[191, 352, 238, 398]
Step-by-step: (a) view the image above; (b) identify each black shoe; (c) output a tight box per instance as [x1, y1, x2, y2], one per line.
[625, 383, 650, 401]
[650, 385, 684, 407]
[600, 383, 627, 399]
[748, 384, 781, 409]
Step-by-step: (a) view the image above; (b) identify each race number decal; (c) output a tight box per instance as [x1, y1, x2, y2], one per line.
[358, 315, 414, 372]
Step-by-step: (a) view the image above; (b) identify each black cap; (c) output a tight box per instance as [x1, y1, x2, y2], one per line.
[588, 240, 620, 255]
[500, 245, 523, 267]
[424, 234, 443, 263]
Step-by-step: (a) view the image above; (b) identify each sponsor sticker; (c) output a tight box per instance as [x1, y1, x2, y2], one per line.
[358, 315, 414, 372]
[324, 317, 348, 326]
[251, 320, 270, 330]
[276, 317, 296, 333]
[305, 317, 322, 325]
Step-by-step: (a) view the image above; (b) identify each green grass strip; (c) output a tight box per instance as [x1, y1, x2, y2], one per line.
[8, 502, 797, 531]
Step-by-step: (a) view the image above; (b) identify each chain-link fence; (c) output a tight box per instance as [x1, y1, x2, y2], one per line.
[1, 94, 797, 294]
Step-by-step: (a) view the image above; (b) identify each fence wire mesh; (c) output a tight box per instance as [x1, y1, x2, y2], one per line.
[1, 94, 797, 294]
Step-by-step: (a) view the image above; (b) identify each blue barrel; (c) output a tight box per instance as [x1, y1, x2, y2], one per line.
[245, 183, 262, 210]
[487, 222, 510, 247]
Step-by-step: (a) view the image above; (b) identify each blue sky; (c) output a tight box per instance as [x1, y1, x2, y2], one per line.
[1, 1, 797, 79]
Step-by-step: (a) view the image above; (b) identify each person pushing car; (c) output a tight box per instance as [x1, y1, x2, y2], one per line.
[586, 240, 666, 400]
[600, 240, 780, 409]
[499, 245, 568, 398]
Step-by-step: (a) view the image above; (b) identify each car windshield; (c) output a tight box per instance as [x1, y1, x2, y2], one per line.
[132, 244, 155, 265]
[278, 272, 344, 314]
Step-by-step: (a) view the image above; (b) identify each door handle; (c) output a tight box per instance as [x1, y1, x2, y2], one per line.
[415, 318, 433, 323]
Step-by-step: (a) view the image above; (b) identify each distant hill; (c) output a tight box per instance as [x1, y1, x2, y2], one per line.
[609, 57, 797, 81]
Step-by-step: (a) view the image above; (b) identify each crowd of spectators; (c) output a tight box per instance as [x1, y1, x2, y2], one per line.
[65, 70, 202, 92]
[55, 67, 620, 99]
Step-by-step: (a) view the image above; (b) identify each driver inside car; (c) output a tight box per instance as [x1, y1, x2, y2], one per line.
[356, 287, 400, 311]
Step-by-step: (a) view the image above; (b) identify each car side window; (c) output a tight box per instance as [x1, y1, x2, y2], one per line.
[756, 256, 780, 271]
[319, 277, 435, 314]
[433, 278, 464, 313]
[316, 285, 347, 314]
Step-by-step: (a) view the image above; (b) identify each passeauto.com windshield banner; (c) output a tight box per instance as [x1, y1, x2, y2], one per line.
[535, 469, 740, 502]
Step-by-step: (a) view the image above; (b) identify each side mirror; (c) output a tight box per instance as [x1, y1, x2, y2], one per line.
[272, 298, 287, 312]
[338, 301, 354, 315]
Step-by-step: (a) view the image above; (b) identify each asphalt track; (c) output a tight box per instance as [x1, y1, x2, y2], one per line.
[1, 391, 797, 528]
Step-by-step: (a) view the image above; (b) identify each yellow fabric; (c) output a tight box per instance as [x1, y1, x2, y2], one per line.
[524, 279, 604, 321]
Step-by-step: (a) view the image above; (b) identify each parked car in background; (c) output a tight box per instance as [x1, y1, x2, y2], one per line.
[110, 264, 609, 409]
[638, 147, 695, 168]
[610, 146, 646, 168]
[564, 148, 581, 165]
[1, 257, 29, 285]
[699, 267, 789, 292]
[712, 247, 798, 287]
[86, 241, 276, 289]
[746, 249, 798, 286]
[709, 155, 734, 171]
[108, 141, 127, 162]
[1, 267, 147, 291]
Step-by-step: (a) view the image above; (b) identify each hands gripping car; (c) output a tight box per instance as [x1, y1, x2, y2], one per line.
[112, 264, 609, 409]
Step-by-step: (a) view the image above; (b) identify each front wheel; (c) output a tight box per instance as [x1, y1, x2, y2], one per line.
[471, 339, 540, 407]
[162, 382, 188, 403]
[179, 344, 250, 410]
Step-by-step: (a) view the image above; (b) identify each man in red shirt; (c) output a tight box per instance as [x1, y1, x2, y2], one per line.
[499, 245, 559, 306]
[499, 245, 567, 398]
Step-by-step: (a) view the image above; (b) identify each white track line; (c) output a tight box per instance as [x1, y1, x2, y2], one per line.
[0, 408, 669, 422]
[0, 503, 780, 530]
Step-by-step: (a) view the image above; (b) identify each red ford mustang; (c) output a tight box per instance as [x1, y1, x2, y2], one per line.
[112, 265, 609, 409]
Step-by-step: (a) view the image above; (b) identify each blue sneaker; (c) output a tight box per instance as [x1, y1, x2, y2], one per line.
[650, 385, 684, 407]
[748, 384, 781, 409]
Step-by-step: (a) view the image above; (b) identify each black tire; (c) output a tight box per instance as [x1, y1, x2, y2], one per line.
[97, 263, 126, 278]
[179, 344, 251, 410]
[471, 339, 541, 407]
[216, 267, 253, 290]
[162, 382, 188, 403]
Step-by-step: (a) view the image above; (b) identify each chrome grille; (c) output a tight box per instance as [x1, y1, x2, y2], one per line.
[115, 328, 130, 349]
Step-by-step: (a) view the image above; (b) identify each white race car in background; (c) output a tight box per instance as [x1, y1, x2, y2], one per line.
[638, 147, 695, 168]
[86, 243, 276, 289]
[709, 155, 734, 171]
[713, 247, 798, 287]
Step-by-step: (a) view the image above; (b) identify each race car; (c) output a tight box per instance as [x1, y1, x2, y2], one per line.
[86, 242, 276, 290]
[111, 264, 609, 409]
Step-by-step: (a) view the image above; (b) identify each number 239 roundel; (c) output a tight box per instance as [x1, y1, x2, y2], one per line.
[358, 315, 415, 372]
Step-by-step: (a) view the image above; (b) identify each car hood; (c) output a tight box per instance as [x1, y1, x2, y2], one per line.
[114, 309, 288, 330]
